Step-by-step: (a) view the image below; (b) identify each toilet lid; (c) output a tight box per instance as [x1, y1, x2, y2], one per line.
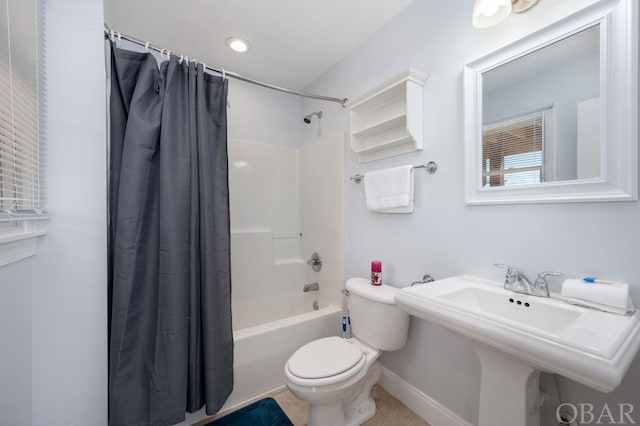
[287, 336, 364, 379]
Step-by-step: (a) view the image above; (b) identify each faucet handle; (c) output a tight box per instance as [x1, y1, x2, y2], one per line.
[494, 263, 519, 283]
[537, 271, 563, 278]
[533, 271, 563, 297]
[535, 271, 563, 286]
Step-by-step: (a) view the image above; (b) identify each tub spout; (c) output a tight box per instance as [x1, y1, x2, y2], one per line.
[303, 282, 319, 292]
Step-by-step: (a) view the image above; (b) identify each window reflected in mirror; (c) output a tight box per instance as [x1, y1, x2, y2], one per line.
[482, 107, 554, 187]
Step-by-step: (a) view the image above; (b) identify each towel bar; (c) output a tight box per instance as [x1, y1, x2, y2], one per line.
[349, 161, 438, 184]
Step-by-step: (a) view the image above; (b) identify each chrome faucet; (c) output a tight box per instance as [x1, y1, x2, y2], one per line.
[495, 264, 561, 298]
[495, 263, 534, 294]
[303, 282, 319, 292]
[494, 263, 549, 297]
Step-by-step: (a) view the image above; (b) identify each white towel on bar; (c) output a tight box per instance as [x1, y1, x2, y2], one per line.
[363, 165, 414, 213]
[561, 279, 635, 315]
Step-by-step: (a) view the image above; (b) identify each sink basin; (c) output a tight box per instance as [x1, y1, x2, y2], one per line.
[439, 286, 582, 334]
[395, 275, 640, 426]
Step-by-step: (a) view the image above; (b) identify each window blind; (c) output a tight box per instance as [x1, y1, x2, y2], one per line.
[0, 0, 45, 221]
[482, 106, 555, 188]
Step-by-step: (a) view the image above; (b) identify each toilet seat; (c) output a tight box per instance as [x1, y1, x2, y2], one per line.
[286, 337, 367, 386]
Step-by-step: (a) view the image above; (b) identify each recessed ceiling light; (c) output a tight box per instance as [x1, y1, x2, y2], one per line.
[225, 37, 251, 53]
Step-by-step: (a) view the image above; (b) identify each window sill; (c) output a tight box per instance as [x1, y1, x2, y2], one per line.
[0, 220, 49, 268]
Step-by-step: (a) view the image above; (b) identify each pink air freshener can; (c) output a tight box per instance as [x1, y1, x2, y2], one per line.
[371, 261, 382, 286]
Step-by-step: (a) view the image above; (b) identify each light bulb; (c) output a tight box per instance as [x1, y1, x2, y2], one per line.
[225, 37, 251, 53]
[481, 2, 500, 16]
[473, 0, 512, 28]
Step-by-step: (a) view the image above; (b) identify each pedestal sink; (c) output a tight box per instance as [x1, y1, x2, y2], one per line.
[394, 275, 640, 426]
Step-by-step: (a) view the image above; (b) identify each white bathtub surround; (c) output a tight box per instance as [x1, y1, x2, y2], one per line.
[299, 132, 346, 309]
[229, 134, 345, 328]
[228, 139, 306, 330]
[230, 230, 314, 329]
[229, 140, 300, 241]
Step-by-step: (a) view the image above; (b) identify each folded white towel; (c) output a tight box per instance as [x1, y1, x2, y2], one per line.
[561, 279, 635, 315]
[363, 165, 414, 213]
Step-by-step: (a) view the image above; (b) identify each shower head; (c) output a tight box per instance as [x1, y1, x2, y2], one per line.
[303, 111, 323, 124]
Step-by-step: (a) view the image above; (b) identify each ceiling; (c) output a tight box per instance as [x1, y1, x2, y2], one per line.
[104, 0, 414, 90]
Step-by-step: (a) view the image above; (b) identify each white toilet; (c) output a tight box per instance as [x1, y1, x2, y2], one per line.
[284, 277, 410, 426]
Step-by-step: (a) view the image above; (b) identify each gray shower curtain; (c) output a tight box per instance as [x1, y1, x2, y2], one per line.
[108, 44, 233, 425]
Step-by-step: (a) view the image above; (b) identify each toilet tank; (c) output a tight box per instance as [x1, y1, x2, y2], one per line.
[345, 278, 410, 351]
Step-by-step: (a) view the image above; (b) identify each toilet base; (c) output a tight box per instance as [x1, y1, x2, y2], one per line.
[307, 361, 382, 426]
[344, 361, 381, 426]
[308, 402, 347, 426]
[344, 395, 376, 426]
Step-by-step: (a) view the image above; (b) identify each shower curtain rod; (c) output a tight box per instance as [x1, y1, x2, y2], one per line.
[104, 25, 348, 107]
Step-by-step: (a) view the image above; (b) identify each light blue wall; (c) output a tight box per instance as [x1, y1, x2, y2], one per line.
[0, 0, 108, 425]
[31, 0, 108, 424]
[302, 0, 639, 423]
[0, 259, 33, 425]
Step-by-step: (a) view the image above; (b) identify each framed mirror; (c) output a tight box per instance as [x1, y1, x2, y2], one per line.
[464, 0, 637, 204]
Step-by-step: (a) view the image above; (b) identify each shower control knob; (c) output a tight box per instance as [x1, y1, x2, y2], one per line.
[307, 252, 322, 272]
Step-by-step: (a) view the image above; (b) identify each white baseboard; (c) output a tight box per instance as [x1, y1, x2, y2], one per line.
[379, 367, 473, 426]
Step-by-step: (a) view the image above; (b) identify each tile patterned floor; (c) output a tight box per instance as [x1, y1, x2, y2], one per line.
[272, 384, 430, 426]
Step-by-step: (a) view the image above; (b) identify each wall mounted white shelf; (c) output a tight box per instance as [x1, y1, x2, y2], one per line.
[349, 68, 428, 163]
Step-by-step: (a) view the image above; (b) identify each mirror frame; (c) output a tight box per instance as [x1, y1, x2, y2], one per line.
[464, 0, 638, 205]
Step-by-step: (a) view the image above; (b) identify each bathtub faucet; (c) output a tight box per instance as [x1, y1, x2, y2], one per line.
[303, 282, 319, 292]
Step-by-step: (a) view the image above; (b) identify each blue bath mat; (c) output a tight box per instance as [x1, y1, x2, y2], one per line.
[206, 397, 294, 426]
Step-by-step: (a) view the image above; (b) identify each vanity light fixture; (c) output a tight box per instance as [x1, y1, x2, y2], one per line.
[225, 36, 251, 53]
[472, 0, 540, 28]
[510, 0, 539, 13]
